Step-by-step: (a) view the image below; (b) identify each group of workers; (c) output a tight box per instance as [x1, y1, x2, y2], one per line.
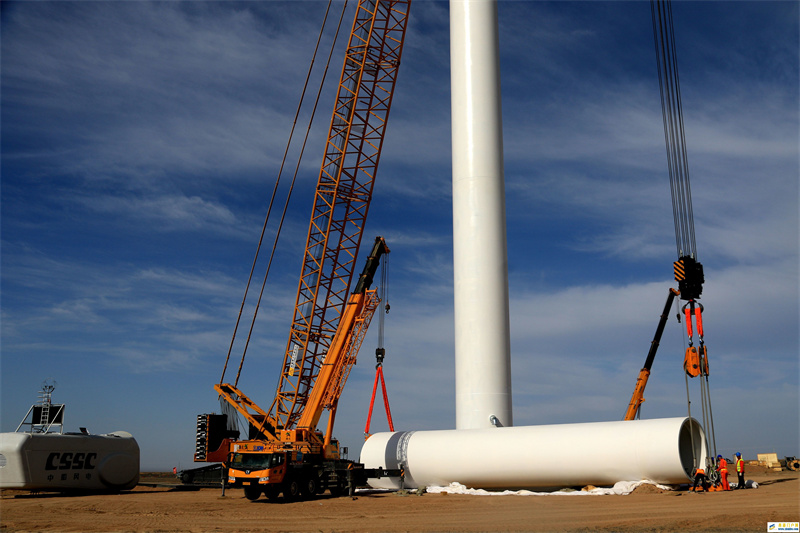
[690, 452, 746, 492]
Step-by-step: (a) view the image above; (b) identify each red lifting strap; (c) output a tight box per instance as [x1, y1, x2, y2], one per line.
[694, 304, 704, 339]
[683, 306, 694, 339]
[364, 365, 394, 438]
[682, 301, 705, 341]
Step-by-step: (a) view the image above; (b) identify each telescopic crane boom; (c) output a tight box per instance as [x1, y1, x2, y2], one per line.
[623, 288, 678, 420]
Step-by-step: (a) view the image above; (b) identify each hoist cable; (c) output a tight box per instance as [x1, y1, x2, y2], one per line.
[377, 250, 389, 350]
[366, 250, 393, 437]
[220, 0, 335, 385]
[667, 0, 698, 259]
[683, 363, 699, 469]
[702, 372, 718, 459]
[218, 0, 347, 386]
[650, 0, 697, 260]
[235, 0, 350, 388]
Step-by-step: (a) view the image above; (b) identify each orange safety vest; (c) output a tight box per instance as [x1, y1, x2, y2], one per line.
[736, 458, 744, 473]
[718, 458, 728, 473]
[695, 468, 705, 476]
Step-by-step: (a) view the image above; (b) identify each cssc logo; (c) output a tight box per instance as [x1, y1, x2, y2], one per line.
[44, 452, 98, 471]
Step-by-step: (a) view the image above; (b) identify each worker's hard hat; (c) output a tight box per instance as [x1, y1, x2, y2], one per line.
[735, 452, 741, 456]
[717, 455, 722, 459]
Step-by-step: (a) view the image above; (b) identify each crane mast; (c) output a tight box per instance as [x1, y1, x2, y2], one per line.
[270, 0, 409, 432]
[213, 0, 408, 440]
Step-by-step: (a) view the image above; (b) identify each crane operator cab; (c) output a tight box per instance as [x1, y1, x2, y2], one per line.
[228, 450, 288, 500]
[225, 436, 347, 501]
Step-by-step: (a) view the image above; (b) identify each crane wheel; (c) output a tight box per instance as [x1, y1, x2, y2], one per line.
[283, 479, 301, 501]
[244, 485, 262, 501]
[329, 482, 346, 497]
[302, 474, 319, 497]
[264, 486, 280, 500]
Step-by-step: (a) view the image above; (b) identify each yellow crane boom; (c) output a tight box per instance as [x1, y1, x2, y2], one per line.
[269, 0, 409, 432]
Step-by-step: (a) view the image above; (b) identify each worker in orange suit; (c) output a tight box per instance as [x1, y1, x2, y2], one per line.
[716, 455, 730, 491]
[735, 452, 746, 489]
[691, 466, 708, 492]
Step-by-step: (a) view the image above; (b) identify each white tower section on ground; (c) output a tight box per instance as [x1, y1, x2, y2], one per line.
[361, 417, 705, 490]
[451, 0, 512, 430]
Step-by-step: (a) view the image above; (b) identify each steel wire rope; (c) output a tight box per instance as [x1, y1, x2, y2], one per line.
[219, 0, 335, 385]
[683, 369, 698, 469]
[650, 0, 697, 260]
[217, 0, 344, 386]
[234, 0, 351, 389]
[377, 247, 388, 352]
[699, 375, 710, 460]
[664, 4, 692, 260]
[667, 0, 698, 259]
[651, 1, 678, 258]
[676, 304, 700, 470]
[705, 375, 718, 458]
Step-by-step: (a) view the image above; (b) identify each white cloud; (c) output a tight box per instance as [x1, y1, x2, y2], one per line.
[74, 194, 239, 230]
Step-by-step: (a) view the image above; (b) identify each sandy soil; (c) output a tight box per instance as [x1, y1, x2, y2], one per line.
[2, 468, 797, 532]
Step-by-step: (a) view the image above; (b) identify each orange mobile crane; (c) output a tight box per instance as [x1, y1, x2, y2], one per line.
[190, 0, 410, 501]
[216, 237, 391, 500]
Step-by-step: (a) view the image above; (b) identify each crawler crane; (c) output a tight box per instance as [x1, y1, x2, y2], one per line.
[191, 0, 410, 500]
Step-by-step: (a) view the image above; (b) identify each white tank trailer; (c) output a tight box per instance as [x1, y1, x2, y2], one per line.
[360, 0, 708, 491]
[0, 431, 140, 491]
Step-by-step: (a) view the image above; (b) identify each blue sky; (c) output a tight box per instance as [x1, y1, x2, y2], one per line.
[2, 1, 797, 472]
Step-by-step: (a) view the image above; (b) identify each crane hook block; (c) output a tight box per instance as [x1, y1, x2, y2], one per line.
[375, 347, 385, 366]
[684, 347, 701, 378]
[674, 256, 704, 301]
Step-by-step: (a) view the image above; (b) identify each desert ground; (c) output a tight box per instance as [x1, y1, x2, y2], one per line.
[1, 466, 797, 532]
